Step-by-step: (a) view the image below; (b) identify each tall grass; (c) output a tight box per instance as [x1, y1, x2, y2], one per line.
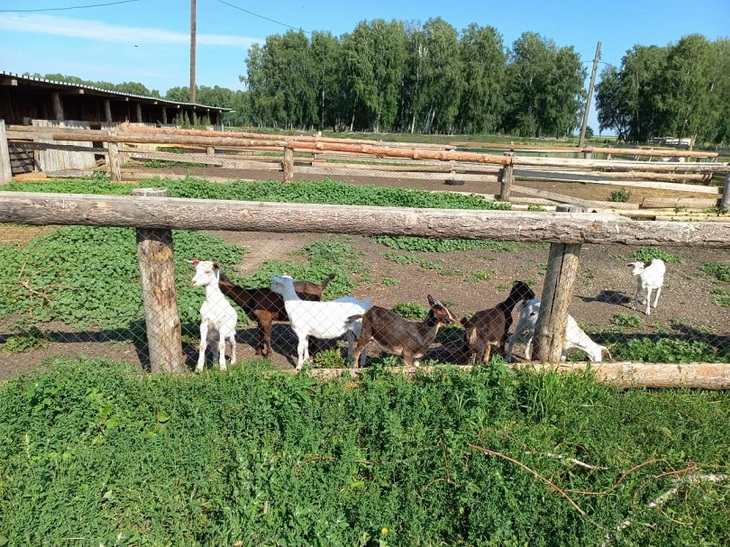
[0, 358, 727, 545]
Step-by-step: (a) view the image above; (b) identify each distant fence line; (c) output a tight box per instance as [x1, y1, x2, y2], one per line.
[2, 123, 728, 210]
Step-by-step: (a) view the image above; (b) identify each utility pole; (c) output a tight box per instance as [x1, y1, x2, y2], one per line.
[189, 0, 197, 104]
[579, 41, 601, 148]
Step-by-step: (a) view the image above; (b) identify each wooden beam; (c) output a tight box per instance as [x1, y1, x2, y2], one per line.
[1, 192, 729, 247]
[0, 121, 11, 185]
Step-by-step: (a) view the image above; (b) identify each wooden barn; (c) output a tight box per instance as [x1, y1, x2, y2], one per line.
[0, 71, 228, 127]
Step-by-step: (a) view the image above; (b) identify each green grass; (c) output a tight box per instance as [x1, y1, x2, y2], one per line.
[0, 358, 727, 545]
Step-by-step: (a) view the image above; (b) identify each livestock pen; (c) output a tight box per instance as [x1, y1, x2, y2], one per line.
[0, 180, 728, 387]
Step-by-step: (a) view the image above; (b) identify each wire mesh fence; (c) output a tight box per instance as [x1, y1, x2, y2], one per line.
[1, 223, 728, 379]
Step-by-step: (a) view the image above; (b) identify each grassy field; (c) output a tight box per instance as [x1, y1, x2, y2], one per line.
[0, 358, 728, 545]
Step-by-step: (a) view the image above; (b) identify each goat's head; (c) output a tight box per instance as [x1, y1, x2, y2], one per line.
[270, 274, 294, 295]
[427, 295, 456, 324]
[510, 280, 536, 303]
[600, 346, 612, 362]
[626, 261, 649, 276]
[191, 260, 220, 287]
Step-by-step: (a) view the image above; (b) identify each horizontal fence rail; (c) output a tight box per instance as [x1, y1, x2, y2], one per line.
[1, 192, 729, 247]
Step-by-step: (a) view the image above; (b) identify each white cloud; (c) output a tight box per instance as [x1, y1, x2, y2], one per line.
[0, 14, 257, 48]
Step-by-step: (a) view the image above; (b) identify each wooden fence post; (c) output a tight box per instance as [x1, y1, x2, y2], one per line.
[499, 153, 514, 201]
[134, 188, 183, 373]
[721, 174, 730, 211]
[282, 145, 294, 183]
[533, 242, 582, 363]
[107, 130, 122, 181]
[0, 121, 11, 185]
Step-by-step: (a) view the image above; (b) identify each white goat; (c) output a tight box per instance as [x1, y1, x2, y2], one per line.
[270, 275, 371, 370]
[190, 260, 238, 372]
[505, 298, 609, 363]
[628, 259, 666, 315]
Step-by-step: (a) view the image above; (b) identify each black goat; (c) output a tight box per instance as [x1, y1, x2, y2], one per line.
[460, 281, 535, 365]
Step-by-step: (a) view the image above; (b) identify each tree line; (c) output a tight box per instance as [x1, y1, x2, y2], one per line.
[596, 34, 729, 145]
[26, 20, 728, 144]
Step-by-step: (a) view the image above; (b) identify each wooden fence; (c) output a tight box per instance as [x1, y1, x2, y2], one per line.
[0, 190, 728, 388]
[2, 123, 729, 212]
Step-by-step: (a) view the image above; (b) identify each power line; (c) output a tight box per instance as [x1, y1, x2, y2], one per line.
[215, 0, 310, 35]
[0, 0, 140, 13]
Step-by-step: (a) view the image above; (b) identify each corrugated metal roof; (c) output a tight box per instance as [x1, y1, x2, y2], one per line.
[0, 71, 230, 111]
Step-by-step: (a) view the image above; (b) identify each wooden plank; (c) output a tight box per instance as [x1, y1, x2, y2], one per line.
[641, 197, 720, 209]
[1, 192, 730, 247]
[0, 121, 11, 185]
[509, 184, 609, 209]
[517, 173, 721, 195]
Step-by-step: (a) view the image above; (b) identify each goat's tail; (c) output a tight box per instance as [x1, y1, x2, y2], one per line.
[319, 273, 336, 291]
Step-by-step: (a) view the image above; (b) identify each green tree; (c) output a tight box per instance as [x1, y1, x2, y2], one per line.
[412, 18, 462, 134]
[456, 24, 506, 134]
[656, 34, 726, 145]
[310, 31, 342, 130]
[503, 33, 585, 137]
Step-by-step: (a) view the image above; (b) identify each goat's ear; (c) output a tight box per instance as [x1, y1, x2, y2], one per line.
[427, 294, 436, 306]
[212, 262, 220, 270]
[601, 346, 612, 361]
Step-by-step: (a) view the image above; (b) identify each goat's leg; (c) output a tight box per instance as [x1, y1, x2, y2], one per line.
[295, 335, 309, 370]
[652, 286, 661, 311]
[631, 284, 639, 310]
[645, 287, 652, 315]
[196, 322, 209, 373]
[260, 321, 272, 357]
[482, 344, 492, 366]
[524, 337, 534, 360]
[229, 333, 237, 365]
[217, 333, 227, 371]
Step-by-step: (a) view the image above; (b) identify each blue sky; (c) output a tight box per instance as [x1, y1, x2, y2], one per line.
[1, 0, 728, 132]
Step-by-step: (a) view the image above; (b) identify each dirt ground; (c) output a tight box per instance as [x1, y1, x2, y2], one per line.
[1, 167, 728, 378]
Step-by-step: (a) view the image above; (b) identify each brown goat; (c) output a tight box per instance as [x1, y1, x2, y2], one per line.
[217, 271, 335, 358]
[460, 281, 535, 365]
[350, 295, 456, 368]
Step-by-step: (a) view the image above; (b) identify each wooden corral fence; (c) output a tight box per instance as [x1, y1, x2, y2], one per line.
[2, 122, 729, 213]
[0, 189, 729, 389]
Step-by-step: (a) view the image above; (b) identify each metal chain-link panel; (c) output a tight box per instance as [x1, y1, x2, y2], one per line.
[1, 227, 728, 378]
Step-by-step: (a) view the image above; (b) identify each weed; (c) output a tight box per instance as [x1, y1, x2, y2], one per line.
[1, 326, 48, 353]
[372, 236, 517, 253]
[702, 262, 730, 283]
[631, 247, 683, 264]
[609, 189, 631, 202]
[611, 313, 642, 328]
[391, 302, 428, 320]
[468, 269, 495, 282]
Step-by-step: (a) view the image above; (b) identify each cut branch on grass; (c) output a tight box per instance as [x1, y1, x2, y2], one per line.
[469, 443, 588, 517]
[524, 451, 607, 470]
[602, 473, 729, 545]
